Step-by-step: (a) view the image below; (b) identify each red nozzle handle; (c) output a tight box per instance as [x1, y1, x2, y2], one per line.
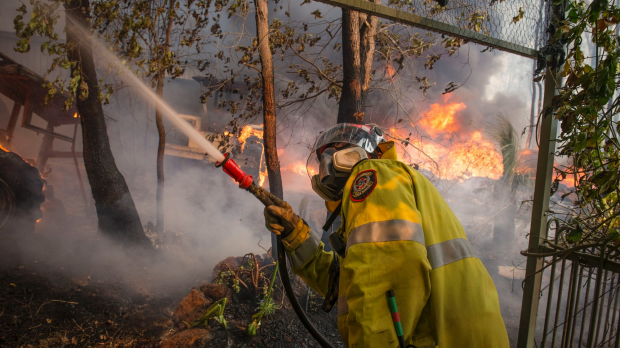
[216, 153, 254, 189]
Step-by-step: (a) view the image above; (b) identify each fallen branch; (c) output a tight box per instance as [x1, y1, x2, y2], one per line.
[51, 300, 78, 305]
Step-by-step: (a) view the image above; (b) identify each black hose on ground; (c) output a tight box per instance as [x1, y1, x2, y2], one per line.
[276, 237, 335, 348]
[246, 183, 335, 348]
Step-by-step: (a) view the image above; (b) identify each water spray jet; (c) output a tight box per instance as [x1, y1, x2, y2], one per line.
[74, 20, 334, 348]
[68, 16, 224, 163]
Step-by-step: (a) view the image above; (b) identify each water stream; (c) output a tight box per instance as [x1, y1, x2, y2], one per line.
[72, 17, 225, 163]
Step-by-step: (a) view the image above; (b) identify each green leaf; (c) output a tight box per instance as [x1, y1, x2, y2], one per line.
[591, 0, 609, 13]
[511, 7, 524, 24]
[586, 135, 598, 148]
[247, 321, 258, 336]
[591, 170, 615, 186]
[190, 298, 227, 329]
[568, 8, 579, 22]
[566, 227, 583, 243]
[574, 134, 588, 152]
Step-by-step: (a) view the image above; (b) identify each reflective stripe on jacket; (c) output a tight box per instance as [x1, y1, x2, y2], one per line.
[282, 143, 509, 348]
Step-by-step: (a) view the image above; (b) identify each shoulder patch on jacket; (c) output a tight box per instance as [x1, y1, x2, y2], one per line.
[350, 169, 377, 202]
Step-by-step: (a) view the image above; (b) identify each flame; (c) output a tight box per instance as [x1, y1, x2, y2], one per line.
[0, 144, 8, 152]
[36, 218, 41, 223]
[419, 99, 466, 137]
[238, 125, 264, 152]
[385, 64, 396, 81]
[284, 162, 315, 177]
[563, 173, 575, 188]
[388, 99, 504, 181]
[236, 125, 268, 187]
[259, 172, 267, 186]
[443, 134, 503, 180]
[554, 170, 575, 189]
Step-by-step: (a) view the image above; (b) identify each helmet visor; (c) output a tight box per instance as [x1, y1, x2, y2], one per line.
[306, 124, 381, 179]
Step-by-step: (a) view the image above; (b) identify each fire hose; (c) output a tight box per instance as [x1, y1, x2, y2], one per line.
[215, 153, 335, 348]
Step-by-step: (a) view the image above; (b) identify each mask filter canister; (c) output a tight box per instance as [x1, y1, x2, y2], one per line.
[332, 147, 368, 173]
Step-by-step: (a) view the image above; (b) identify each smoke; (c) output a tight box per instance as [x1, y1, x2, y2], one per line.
[0, 1, 538, 345]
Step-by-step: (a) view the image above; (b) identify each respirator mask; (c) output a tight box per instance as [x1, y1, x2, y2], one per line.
[311, 146, 369, 201]
[307, 123, 385, 202]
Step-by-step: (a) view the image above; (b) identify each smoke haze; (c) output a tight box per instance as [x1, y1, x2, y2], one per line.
[0, 1, 540, 345]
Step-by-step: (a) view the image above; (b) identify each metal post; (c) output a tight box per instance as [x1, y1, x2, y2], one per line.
[587, 245, 609, 347]
[551, 259, 567, 347]
[6, 102, 21, 149]
[516, 39, 563, 348]
[36, 122, 55, 173]
[71, 123, 89, 209]
[541, 256, 557, 348]
[561, 261, 579, 347]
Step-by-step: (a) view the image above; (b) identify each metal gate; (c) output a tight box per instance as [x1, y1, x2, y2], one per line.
[522, 219, 620, 348]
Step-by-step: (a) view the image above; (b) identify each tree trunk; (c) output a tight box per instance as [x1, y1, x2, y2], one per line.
[337, 1, 379, 125]
[359, 0, 380, 96]
[155, 78, 166, 234]
[64, 0, 151, 247]
[255, 0, 282, 257]
[338, 9, 363, 124]
[155, 0, 175, 234]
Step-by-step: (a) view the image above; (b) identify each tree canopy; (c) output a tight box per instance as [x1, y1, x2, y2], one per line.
[548, 0, 620, 244]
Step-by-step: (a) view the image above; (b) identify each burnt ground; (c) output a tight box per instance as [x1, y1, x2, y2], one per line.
[0, 264, 175, 347]
[0, 238, 343, 348]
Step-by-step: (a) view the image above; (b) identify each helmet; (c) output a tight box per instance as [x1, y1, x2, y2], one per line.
[306, 123, 385, 179]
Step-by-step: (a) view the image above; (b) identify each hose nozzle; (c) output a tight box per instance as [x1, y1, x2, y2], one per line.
[215, 153, 254, 189]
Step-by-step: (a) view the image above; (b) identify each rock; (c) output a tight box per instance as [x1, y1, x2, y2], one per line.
[212, 256, 238, 279]
[173, 289, 212, 329]
[200, 283, 231, 302]
[161, 329, 212, 348]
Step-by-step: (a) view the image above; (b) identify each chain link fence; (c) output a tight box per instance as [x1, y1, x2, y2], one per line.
[388, 0, 550, 52]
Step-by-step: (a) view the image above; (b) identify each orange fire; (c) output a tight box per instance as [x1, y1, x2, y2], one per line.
[389, 99, 503, 181]
[441, 133, 503, 180]
[236, 125, 268, 187]
[238, 125, 264, 152]
[0, 144, 8, 152]
[258, 172, 267, 186]
[554, 170, 576, 189]
[419, 98, 466, 137]
[284, 162, 315, 177]
[398, 133, 503, 181]
[385, 65, 396, 81]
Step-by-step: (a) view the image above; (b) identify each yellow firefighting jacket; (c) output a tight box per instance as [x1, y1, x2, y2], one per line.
[282, 142, 509, 348]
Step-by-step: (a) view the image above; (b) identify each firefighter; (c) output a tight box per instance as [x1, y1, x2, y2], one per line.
[263, 123, 510, 348]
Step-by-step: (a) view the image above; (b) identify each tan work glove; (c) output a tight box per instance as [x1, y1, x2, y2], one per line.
[263, 191, 301, 237]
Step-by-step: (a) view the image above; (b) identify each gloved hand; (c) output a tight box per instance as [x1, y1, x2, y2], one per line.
[263, 190, 301, 237]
